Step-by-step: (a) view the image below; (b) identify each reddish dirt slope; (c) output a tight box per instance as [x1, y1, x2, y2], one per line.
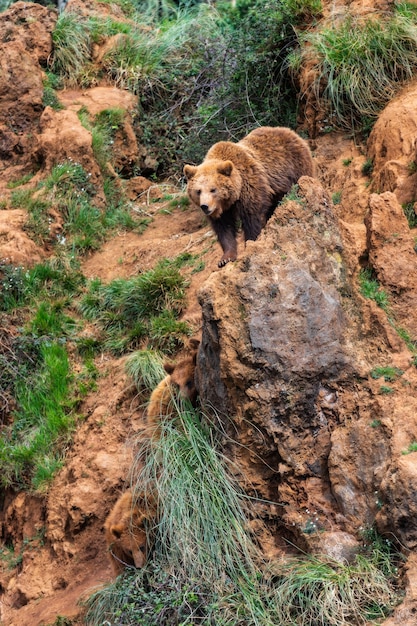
[1, 2, 417, 625]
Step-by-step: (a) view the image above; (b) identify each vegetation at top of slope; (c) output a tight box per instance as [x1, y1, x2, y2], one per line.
[46, 0, 417, 168]
[295, 2, 417, 130]
[47, 0, 320, 173]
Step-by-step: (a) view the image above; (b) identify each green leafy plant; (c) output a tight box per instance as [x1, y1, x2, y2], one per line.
[332, 190, 342, 205]
[379, 385, 395, 395]
[43, 71, 65, 111]
[362, 158, 374, 176]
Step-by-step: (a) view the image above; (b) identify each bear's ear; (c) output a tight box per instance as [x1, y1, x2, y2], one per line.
[183, 164, 197, 180]
[111, 524, 124, 540]
[164, 362, 175, 375]
[189, 338, 200, 351]
[217, 161, 234, 177]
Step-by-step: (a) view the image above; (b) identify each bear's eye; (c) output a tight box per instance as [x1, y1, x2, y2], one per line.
[210, 188, 216, 194]
[196, 189, 201, 196]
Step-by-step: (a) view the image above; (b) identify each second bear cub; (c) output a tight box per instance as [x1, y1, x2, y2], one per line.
[146, 338, 200, 437]
[105, 489, 156, 576]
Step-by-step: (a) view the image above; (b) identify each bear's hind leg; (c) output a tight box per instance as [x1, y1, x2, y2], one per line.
[241, 210, 267, 243]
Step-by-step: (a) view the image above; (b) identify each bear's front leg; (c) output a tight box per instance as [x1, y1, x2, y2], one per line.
[210, 218, 238, 267]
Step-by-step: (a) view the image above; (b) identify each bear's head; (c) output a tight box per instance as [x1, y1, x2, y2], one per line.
[105, 491, 156, 576]
[164, 338, 200, 406]
[183, 160, 242, 219]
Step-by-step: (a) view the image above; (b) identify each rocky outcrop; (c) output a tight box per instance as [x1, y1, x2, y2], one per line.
[368, 82, 417, 205]
[197, 176, 417, 570]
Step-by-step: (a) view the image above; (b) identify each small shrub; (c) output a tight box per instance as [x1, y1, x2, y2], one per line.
[283, 184, 305, 205]
[358, 268, 390, 311]
[402, 441, 417, 454]
[402, 202, 417, 228]
[332, 190, 342, 205]
[379, 385, 394, 395]
[362, 158, 374, 176]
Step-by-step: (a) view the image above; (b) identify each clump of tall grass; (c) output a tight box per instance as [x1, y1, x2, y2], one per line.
[297, 6, 417, 128]
[125, 348, 166, 391]
[271, 544, 400, 625]
[132, 402, 260, 584]
[85, 400, 273, 625]
[276, 548, 400, 624]
[85, 399, 402, 625]
[50, 12, 92, 85]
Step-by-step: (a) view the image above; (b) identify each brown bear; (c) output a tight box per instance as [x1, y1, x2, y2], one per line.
[105, 489, 156, 576]
[183, 126, 314, 267]
[145, 338, 200, 437]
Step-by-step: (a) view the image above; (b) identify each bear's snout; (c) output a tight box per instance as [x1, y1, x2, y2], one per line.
[200, 204, 210, 215]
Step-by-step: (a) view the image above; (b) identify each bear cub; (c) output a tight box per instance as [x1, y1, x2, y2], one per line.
[146, 338, 200, 437]
[184, 126, 314, 267]
[105, 489, 156, 576]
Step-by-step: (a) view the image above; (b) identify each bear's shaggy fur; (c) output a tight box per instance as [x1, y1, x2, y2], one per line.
[184, 126, 314, 267]
[105, 490, 156, 576]
[146, 338, 200, 437]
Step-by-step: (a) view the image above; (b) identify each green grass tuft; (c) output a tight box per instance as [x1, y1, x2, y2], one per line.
[78, 258, 189, 354]
[299, 7, 417, 129]
[125, 349, 166, 390]
[0, 341, 75, 490]
[358, 268, 390, 311]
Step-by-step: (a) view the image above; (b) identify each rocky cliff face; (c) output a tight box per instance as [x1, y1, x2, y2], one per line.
[1, 1, 417, 625]
[197, 175, 417, 544]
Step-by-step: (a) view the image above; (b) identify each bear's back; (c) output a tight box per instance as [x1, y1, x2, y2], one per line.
[240, 126, 314, 195]
[205, 140, 261, 172]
